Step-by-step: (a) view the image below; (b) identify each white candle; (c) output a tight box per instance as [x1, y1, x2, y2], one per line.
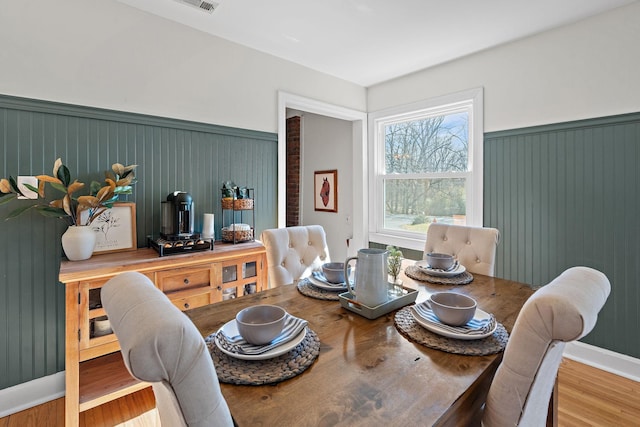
[202, 213, 215, 238]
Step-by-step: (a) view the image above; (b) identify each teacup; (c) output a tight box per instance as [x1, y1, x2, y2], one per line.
[426, 253, 455, 270]
[429, 292, 477, 326]
[322, 262, 351, 283]
[236, 305, 286, 345]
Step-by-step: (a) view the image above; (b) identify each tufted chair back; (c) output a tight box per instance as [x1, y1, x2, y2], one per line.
[260, 225, 330, 287]
[482, 267, 610, 427]
[102, 272, 234, 427]
[423, 223, 500, 276]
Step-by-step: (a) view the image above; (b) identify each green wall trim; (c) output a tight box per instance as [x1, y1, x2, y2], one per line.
[0, 94, 276, 141]
[0, 95, 278, 390]
[484, 112, 640, 359]
[486, 111, 640, 139]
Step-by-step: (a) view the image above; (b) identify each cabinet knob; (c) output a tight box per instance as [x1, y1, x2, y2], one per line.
[183, 278, 190, 285]
[217, 286, 222, 291]
[184, 303, 190, 309]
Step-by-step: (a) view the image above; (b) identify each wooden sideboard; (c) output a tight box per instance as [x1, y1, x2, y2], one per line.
[58, 241, 267, 426]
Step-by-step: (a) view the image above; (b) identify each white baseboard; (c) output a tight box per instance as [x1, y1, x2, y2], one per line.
[0, 343, 638, 417]
[0, 372, 65, 418]
[563, 341, 640, 382]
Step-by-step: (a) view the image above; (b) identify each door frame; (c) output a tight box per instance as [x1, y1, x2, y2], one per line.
[277, 91, 368, 252]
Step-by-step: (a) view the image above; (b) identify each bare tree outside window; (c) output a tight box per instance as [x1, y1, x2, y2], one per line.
[382, 112, 469, 234]
[370, 88, 482, 249]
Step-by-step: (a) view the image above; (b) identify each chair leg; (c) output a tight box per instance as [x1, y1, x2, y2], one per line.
[546, 376, 559, 427]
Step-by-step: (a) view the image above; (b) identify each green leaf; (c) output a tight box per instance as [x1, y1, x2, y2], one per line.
[89, 180, 102, 196]
[57, 165, 71, 187]
[34, 205, 68, 218]
[8, 176, 20, 193]
[0, 193, 18, 205]
[6, 204, 35, 219]
[50, 182, 68, 194]
[114, 186, 132, 195]
[23, 183, 39, 194]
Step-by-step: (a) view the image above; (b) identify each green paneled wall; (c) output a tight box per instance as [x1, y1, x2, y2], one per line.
[485, 113, 640, 359]
[0, 95, 278, 389]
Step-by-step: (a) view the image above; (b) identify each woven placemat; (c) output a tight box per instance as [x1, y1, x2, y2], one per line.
[205, 328, 320, 385]
[297, 279, 344, 301]
[394, 307, 508, 356]
[404, 265, 474, 285]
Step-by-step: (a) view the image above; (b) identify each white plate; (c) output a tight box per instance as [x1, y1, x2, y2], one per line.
[308, 274, 349, 291]
[415, 260, 466, 277]
[215, 320, 307, 360]
[410, 307, 496, 340]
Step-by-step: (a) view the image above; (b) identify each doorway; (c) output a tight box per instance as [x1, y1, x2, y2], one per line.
[278, 92, 367, 259]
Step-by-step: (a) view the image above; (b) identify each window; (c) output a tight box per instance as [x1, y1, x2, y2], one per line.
[368, 88, 483, 251]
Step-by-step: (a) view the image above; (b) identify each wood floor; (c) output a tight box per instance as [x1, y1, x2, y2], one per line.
[1, 359, 639, 426]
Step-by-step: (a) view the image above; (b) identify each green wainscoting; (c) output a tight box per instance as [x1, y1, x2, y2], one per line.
[485, 113, 640, 359]
[0, 95, 278, 389]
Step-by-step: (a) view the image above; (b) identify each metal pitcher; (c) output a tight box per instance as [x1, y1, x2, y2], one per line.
[344, 248, 389, 307]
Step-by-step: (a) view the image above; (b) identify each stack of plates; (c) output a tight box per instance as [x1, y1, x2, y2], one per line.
[308, 271, 349, 291]
[215, 315, 307, 360]
[409, 302, 497, 340]
[415, 260, 466, 277]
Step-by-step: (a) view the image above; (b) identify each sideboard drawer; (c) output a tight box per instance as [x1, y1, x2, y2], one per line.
[169, 290, 211, 311]
[156, 265, 212, 293]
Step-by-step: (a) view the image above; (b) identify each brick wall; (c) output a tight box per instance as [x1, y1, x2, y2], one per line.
[286, 116, 301, 226]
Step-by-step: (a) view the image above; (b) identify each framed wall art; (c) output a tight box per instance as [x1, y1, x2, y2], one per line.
[314, 170, 338, 212]
[87, 202, 137, 254]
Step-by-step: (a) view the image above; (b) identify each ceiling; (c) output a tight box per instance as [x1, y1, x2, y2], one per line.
[116, 0, 636, 87]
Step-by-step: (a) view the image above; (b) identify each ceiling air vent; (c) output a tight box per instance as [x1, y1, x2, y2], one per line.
[174, 0, 219, 14]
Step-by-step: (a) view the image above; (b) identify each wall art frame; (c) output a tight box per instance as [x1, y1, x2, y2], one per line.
[314, 170, 338, 212]
[88, 202, 137, 254]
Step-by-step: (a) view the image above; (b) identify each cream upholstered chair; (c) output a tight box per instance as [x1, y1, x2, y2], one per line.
[481, 266, 611, 427]
[101, 272, 234, 427]
[424, 223, 500, 276]
[260, 225, 330, 287]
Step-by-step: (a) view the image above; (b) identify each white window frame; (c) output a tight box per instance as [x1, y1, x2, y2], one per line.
[368, 88, 484, 251]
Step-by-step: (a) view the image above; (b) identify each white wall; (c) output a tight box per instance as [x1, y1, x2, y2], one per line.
[367, 2, 640, 133]
[300, 113, 353, 262]
[0, 0, 366, 134]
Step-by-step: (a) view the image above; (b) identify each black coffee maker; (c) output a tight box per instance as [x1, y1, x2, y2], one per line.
[161, 191, 196, 239]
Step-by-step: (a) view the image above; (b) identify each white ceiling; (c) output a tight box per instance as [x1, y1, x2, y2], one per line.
[116, 0, 636, 87]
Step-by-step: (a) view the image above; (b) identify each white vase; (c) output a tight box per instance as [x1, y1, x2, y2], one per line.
[61, 225, 97, 261]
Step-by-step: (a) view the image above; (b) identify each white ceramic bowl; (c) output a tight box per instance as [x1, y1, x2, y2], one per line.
[429, 292, 477, 326]
[235, 305, 287, 345]
[426, 253, 455, 270]
[322, 262, 350, 283]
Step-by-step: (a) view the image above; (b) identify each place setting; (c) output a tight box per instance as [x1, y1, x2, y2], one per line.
[297, 262, 351, 300]
[404, 252, 474, 285]
[394, 291, 509, 356]
[205, 304, 320, 385]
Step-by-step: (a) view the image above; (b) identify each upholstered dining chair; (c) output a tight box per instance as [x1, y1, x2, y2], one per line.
[260, 225, 330, 287]
[423, 223, 500, 276]
[480, 266, 611, 427]
[101, 271, 234, 427]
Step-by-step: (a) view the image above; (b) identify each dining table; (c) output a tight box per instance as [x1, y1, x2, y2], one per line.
[185, 262, 536, 426]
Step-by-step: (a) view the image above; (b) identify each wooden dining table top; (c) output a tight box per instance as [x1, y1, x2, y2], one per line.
[185, 265, 535, 427]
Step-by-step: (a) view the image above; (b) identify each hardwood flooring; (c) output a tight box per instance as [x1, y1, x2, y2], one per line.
[1, 359, 638, 426]
[557, 359, 640, 426]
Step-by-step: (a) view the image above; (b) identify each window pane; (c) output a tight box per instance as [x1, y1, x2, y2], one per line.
[384, 178, 467, 233]
[385, 112, 468, 174]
